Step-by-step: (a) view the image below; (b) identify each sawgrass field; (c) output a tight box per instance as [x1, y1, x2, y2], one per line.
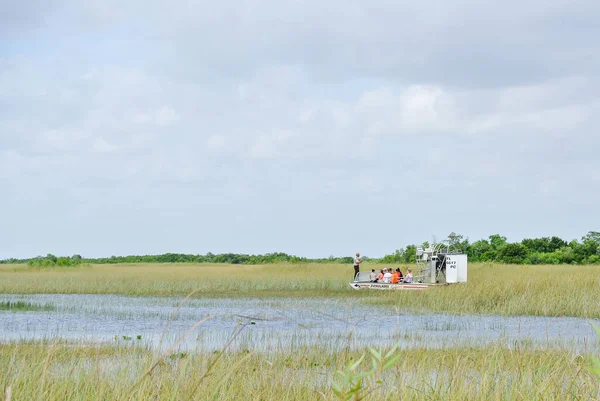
[2, 261, 600, 400]
[1, 338, 599, 401]
[0, 262, 599, 318]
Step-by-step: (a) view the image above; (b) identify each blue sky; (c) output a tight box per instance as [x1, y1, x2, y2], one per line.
[1, 0, 599, 259]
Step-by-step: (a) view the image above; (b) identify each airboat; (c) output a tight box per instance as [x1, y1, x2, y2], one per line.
[349, 233, 468, 291]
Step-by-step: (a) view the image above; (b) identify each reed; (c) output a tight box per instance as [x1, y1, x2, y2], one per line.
[0, 301, 55, 312]
[0, 339, 598, 400]
[371, 262, 600, 318]
[1, 262, 599, 317]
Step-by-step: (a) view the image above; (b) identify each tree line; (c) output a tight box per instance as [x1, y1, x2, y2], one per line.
[1, 252, 357, 268]
[1, 231, 598, 267]
[378, 231, 600, 265]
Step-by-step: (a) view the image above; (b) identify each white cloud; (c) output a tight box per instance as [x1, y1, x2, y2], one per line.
[1, 0, 599, 258]
[39, 129, 89, 151]
[91, 137, 119, 153]
[206, 135, 226, 150]
[156, 106, 180, 126]
[249, 135, 280, 159]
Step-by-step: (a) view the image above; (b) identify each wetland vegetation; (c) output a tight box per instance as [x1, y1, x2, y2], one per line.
[2, 241, 599, 400]
[0, 301, 55, 312]
[1, 262, 599, 318]
[1, 338, 599, 400]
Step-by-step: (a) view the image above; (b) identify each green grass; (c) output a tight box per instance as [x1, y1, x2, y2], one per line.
[1, 339, 598, 400]
[2, 263, 598, 399]
[1, 262, 599, 317]
[370, 262, 600, 318]
[0, 301, 55, 312]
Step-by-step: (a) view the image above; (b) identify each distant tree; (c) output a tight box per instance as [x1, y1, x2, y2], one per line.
[3, 232, 600, 267]
[522, 237, 568, 253]
[587, 255, 600, 264]
[56, 257, 71, 266]
[403, 245, 417, 263]
[379, 249, 404, 264]
[467, 239, 493, 261]
[448, 234, 469, 252]
[489, 235, 507, 250]
[583, 231, 600, 244]
[549, 236, 568, 252]
[522, 238, 549, 253]
[497, 243, 528, 264]
[553, 246, 576, 264]
[582, 231, 600, 255]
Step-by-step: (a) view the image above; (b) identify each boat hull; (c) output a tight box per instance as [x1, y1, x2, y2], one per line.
[348, 282, 431, 291]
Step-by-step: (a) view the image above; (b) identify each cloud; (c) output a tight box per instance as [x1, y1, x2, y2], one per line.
[206, 134, 227, 150]
[0, 1, 55, 35]
[91, 137, 119, 153]
[1, 0, 599, 258]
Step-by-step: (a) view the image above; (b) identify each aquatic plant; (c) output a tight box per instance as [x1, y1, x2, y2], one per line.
[330, 344, 403, 400]
[0, 301, 55, 312]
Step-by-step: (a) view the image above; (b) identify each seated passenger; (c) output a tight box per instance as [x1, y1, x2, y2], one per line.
[396, 268, 403, 281]
[369, 269, 377, 282]
[377, 270, 384, 282]
[391, 270, 399, 284]
[403, 268, 413, 283]
[383, 269, 392, 283]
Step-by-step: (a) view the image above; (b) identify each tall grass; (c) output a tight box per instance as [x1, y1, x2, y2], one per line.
[1, 262, 599, 317]
[1, 339, 598, 400]
[371, 263, 600, 318]
[0, 263, 354, 298]
[0, 301, 55, 312]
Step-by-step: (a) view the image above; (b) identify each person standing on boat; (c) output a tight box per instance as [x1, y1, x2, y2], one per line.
[353, 253, 362, 281]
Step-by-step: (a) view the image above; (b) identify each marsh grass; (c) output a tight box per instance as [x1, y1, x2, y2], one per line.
[1, 289, 600, 400]
[0, 301, 55, 312]
[0, 263, 359, 298]
[27, 263, 93, 271]
[1, 262, 599, 317]
[370, 262, 600, 318]
[1, 339, 599, 400]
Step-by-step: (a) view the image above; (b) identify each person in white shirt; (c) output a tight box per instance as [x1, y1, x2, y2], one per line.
[383, 269, 392, 283]
[353, 253, 362, 281]
[403, 268, 413, 283]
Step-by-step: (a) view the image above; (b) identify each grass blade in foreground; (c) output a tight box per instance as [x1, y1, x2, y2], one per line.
[2, 341, 599, 400]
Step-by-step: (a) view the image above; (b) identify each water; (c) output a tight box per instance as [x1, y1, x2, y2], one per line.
[1, 294, 598, 352]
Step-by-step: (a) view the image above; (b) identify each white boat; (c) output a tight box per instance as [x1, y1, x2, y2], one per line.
[349, 282, 432, 291]
[349, 234, 468, 291]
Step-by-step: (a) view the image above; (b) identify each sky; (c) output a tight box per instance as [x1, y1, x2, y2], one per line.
[1, 0, 599, 259]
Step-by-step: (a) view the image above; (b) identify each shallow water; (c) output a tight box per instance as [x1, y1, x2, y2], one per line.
[0, 294, 598, 352]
